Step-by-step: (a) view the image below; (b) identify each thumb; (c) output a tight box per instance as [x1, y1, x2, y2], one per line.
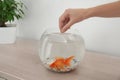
[61, 20, 73, 33]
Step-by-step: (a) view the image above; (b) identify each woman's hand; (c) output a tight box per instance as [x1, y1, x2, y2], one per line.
[59, 1, 120, 33]
[59, 8, 91, 33]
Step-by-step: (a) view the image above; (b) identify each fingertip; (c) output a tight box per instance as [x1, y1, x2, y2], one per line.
[61, 21, 73, 33]
[61, 27, 67, 33]
[59, 29, 63, 33]
[59, 18, 64, 30]
[61, 29, 65, 33]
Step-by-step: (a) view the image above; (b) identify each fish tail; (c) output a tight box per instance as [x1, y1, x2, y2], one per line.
[64, 56, 74, 66]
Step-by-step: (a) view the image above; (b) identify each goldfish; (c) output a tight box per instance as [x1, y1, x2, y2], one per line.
[50, 56, 74, 70]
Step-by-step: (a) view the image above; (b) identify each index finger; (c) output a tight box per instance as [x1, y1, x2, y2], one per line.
[59, 11, 68, 32]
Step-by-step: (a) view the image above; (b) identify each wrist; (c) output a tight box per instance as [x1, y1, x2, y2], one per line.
[85, 8, 96, 18]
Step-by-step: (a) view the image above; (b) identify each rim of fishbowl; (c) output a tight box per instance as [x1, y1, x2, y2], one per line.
[41, 27, 83, 35]
[39, 27, 85, 44]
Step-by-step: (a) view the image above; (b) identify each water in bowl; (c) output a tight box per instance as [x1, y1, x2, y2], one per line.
[40, 33, 85, 72]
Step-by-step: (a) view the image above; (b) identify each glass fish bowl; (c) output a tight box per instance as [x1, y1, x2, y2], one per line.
[39, 28, 85, 72]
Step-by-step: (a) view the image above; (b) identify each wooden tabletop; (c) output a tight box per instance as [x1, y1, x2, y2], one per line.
[0, 39, 120, 80]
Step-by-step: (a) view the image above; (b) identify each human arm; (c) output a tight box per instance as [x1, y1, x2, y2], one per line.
[59, 1, 120, 33]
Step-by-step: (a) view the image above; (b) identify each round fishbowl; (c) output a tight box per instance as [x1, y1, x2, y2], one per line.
[39, 28, 85, 72]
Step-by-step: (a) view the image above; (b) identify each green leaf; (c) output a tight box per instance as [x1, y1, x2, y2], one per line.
[0, 0, 25, 23]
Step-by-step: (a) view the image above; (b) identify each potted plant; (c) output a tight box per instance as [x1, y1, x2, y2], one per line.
[0, 0, 25, 44]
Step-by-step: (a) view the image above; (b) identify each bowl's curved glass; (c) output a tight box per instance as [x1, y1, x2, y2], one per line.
[39, 28, 85, 72]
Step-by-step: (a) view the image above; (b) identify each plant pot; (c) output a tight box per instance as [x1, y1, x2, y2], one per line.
[0, 24, 16, 44]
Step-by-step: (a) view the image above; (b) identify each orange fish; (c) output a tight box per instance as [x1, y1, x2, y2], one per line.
[50, 56, 74, 70]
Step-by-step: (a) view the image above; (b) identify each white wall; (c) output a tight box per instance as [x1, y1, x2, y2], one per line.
[17, 0, 120, 56]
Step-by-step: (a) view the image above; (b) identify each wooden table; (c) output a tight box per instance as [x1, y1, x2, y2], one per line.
[0, 39, 120, 80]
